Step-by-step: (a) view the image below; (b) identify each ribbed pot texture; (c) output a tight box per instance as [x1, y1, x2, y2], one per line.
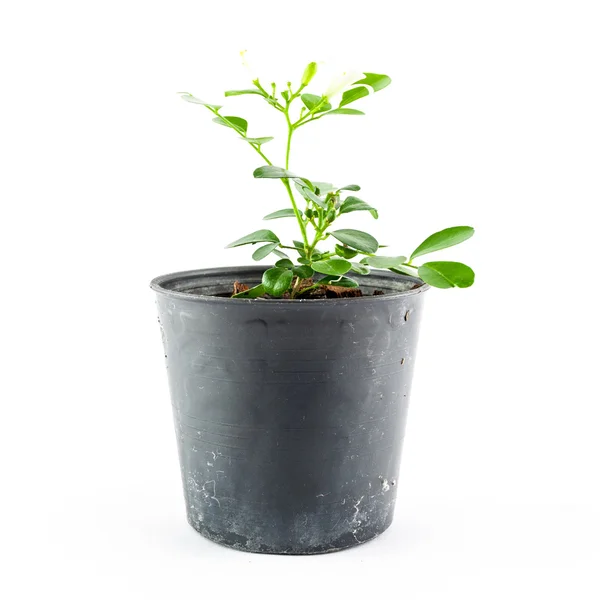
[151, 266, 428, 554]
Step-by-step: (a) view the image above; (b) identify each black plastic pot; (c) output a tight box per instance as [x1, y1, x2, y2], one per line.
[151, 266, 428, 554]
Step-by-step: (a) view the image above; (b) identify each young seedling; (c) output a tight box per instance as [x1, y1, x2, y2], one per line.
[180, 59, 475, 298]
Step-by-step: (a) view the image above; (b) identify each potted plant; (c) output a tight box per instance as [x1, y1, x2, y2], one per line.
[151, 58, 475, 554]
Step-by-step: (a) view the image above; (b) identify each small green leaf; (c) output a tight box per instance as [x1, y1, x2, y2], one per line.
[232, 284, 266, 299]
[272, 249, 289, 259]
[418, 261, 475, 289]
[178, 93, 222, 110]
[226, 229, 280, 248]
[224, 89, 265, 97]
[212, 116, 248, 135]
[293, 265, 314, 279]
[296, 184, 327, 209]
[242, 136, 274, 145]
[252, 243, 280, 261]
[254, 165, 298, 179]
[351, 262, 370, 275]
[339, 86, 369, 108]
[335, 244, 359, 259]
[281, 90, 290, 101]
[313, 182, 336, 194]
[293, 240, 305, 250]
[262, 267, 293, 297]
[331, 229, 379, 254]
[339, 196, 378, 219]
[410, 226, 475, 260]
[317, 275, 359, 288]
[352, 73, 392, 92]
[389, 266, 418, 277]
[263, 208, 298, 220]
[301, 93, 332, 113]
[367, 256, 407, 269]
[337, 184, 361, 192]
[275, 258, 294, 269]
[323, 108, 365, 116]
[311, 258, 352, 276]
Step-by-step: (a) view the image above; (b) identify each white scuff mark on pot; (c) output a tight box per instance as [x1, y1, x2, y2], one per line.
[207, 461, 213, 467]
[379, 476, 390, 492]
[316, 492, 331, 498]
[203, 480, 221, 507]
[351, 496, 364, 524]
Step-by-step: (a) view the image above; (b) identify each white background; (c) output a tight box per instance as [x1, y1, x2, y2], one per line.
[1, 0, 599, 598]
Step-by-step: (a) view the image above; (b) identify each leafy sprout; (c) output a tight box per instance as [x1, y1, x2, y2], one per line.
[180, 61, 475, 298]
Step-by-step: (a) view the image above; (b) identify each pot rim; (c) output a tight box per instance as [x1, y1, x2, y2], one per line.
[150, 265, 429, 304]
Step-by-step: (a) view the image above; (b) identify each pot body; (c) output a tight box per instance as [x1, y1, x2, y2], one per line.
[152, 266, 427, 554]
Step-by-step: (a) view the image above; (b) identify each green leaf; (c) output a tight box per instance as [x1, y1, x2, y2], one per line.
[351, 262, 370, 275]
[296, 184, 327, 209]
[311, 258, 352, 276]
[293, 265, 314, 279]
[353, 72, 392, 92]
[224, 89, 265, 97]
[252, 242, 280, 261]
[212, 116, 248, 135]
[367, 256, 407, 269]
[389, 266, 418, 277]
[178, 93, 222, 110]
[331, 229, 379, 254]
[418, 261, 475, 289]
[293, 240, 305, 250]
[313, 182, 336, 194]
[317, 275, 359, 288]
[226, 229, 280, 248]
[263, 208, 298, 220]
[335, 244, 359, 259]
[275, 258, 294, 269]
[410, 226, 475, 260]
[339, 196, 378, 219]
[254, 165, 298, 179]
[301, 94, 331, 113]
[262, 267, 293, 297]
[232, 284, 265, 299]
[339, 86, 369, 108]
[272, 249, 289, 260]
[323, 108, 365, 116]
[337, 184, 361, 192]
[242, 136, 274, 145]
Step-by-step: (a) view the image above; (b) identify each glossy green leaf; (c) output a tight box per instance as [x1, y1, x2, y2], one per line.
[254, 165, 298, 179]
[323, 108, 365, 116]
[226, 229, 280, 248]
[351, 262, 370, 275]
[337, 184, 361, 192]
[263, 208, 297, 220]
[389, 266, 419, 277]
[418, 261, 475, 289]
[296, 184, 327, 209]
[353, 72, 392, 92]
[317, 275, 359, 288]
[311, 258, 352, 276]
[275, 258, 294, 269]
[231, 284, 265, 299]
[301, 94, 331, 113]
[331, 229, 379, 254]
[262, 267, 293, 297]
[242, 136, 274, 145]
[335, 244, 359, 259]
[367, 256, 407, 269]
[339, 86, 369, 108]
[224, 89, 265, 97]
[293, 265, 314, 279]
[410, 226, 475, 260]
[178, 93, 222, 110]
[212, 116, 248, 135]
[339, 196, 378, 219]
[272, 249, 289, 260]
[252, 242, 279, 261]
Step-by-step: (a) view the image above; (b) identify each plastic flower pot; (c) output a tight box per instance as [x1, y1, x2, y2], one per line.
[151, 266, 428, 554]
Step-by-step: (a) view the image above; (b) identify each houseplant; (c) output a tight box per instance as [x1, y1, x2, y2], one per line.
[151, 58, 475, 554]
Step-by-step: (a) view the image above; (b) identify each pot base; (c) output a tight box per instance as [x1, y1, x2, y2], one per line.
[187, 513, 393, 555]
